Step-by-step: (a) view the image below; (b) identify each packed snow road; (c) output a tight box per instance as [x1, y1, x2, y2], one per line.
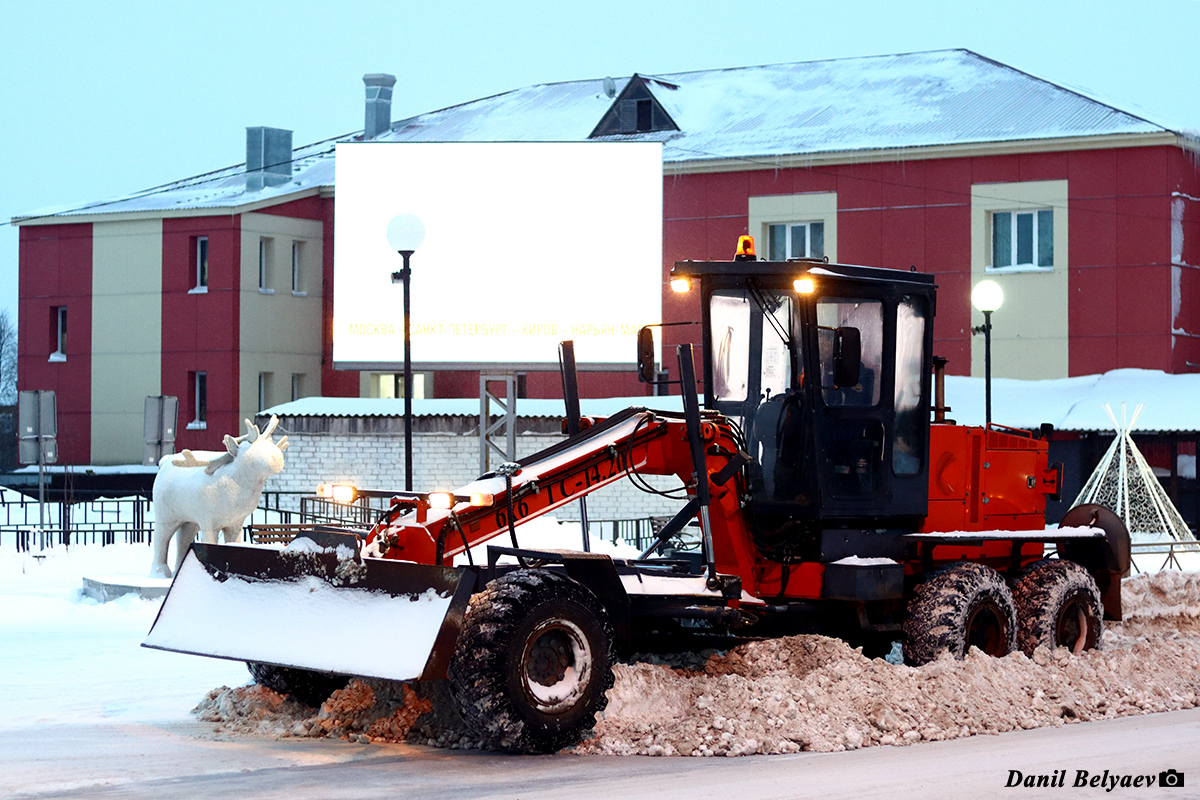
[3, 710, 1198, 799]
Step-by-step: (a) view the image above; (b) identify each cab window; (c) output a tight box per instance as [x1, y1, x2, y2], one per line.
[816, 298, 882, 407]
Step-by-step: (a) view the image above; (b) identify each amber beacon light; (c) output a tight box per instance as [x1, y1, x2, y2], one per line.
[734, 235, 756, 260]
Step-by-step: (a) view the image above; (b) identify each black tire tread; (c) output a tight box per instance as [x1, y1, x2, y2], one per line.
[447, 569, 614, 753]
[246, 662, 349, 708]
[1012, 558, 1103, 656]
[903, 562, 1017, 666]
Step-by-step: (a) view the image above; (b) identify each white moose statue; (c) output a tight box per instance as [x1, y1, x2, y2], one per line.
[150, 415, 288, 578]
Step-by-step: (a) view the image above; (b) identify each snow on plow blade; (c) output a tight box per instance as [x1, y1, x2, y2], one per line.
[143, 539, 474, 682]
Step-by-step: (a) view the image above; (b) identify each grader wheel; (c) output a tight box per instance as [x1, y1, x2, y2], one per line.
[1012, 559, 1103, 655]
[447, 569, 615, 753]
[903, 562, 1017, 666]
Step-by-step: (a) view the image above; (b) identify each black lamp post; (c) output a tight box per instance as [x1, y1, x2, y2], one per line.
[971, 279, 1004, 428]
[387, 214, 425, 491]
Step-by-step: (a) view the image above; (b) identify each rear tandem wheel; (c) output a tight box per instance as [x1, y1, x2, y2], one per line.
[902, 562, 1018, 666]
[447, 569, 615, 753]
[1012, 558, 1103, 656]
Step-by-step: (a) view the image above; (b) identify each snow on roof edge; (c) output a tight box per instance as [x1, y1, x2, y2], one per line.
[265, 369, 1200, 433]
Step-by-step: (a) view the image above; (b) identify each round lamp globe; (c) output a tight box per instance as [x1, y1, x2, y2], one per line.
[971, 279, 1004, 313]
[386, 214, 426, 253]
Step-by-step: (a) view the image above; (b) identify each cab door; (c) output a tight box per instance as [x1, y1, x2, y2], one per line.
[803, 288, 932, 520]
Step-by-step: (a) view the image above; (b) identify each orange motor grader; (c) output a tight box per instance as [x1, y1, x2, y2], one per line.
[145, 243, 1129, 753]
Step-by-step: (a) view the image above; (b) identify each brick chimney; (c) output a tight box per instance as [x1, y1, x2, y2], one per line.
[363, 73, 396, 139]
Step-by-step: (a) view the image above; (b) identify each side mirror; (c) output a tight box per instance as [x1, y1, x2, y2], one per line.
[833, 326, 861, 388]
[637, 327, 657, 383]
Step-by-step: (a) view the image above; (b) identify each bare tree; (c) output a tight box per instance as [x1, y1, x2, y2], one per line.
[0, 309, 16, 405]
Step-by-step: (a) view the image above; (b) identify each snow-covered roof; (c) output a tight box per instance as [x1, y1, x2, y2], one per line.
[944, 369, 1200, 433]
[262, 395, 686, 420]
[18, 49, 1171, 221]
[265, 369, 1200, 433]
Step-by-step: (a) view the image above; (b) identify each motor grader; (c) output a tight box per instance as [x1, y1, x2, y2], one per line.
[144, 242, 1130, 753]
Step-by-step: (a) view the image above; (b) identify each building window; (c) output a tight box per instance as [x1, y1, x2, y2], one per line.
[191, 236, 209, 292]
[291, 373, 304, 401]
[188, 371, 207, 429]
[291, 240, 305, 295]
[372, 372, 427, 398]
[258, 372, 272, 411]
[768, 222, 825, 260]
[258, 237, 274, 292]
[991, 209, 1053, 270]
[49, 306, 67, 362]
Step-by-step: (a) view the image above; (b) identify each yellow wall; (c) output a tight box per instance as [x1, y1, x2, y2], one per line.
[239, 213, 323, 422]
[91, 218, 163, 464]
[970, 180, 1070, 379]
[748, 192, 839, 262]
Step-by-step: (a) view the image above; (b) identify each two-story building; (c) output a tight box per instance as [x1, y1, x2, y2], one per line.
[15, 49, 1200, 465]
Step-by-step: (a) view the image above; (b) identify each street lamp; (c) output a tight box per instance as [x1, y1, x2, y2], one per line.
[386, 213, 426, 492]
[971, 279, 1004, 427]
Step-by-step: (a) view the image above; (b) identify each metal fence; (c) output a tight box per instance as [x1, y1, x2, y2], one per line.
[0, 491, 311, 551]
[0, 490, 677, 554]
[6, 489, 1186, 566]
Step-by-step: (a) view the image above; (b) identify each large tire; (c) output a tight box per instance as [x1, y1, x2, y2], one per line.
[448, 569, 615, 753]
[903, 562, 1017, 666]
[1012, 559, 1103, 656]
[246, 662, 349, 708]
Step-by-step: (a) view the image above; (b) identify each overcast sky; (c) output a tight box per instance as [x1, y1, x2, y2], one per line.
[4, 0, 1199, 327]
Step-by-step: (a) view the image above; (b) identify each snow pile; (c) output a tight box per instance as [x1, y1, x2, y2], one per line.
[576, 634, 1199, 756]
[196, 679, 477, 748]
[196, 571, 1200, 756]
[576, 570, 1200, 756]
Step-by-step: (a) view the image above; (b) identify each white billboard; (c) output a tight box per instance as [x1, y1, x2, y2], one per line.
[333, 142, 662, 370]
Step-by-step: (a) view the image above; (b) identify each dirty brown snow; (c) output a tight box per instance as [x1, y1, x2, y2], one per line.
[197, 571, 1200, 756]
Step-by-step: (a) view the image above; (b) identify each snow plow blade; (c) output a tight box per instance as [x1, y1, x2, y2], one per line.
[142, 537, 475, 682]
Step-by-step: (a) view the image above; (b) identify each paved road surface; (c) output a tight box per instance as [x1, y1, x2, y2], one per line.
[5, 708, 1197, 799]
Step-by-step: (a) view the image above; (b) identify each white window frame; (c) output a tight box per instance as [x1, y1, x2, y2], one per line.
[767, 220, 826, 260]
[291, 372, 303, 402]
[258, 237, 274, 293]
[190, 236, 209, 294]
[258, 371, 271, 411]
[49, 306, 67, 362]
[187, 371, 207, 429]
[291, 240, 306, 296]
[990, 208, 1054, 271]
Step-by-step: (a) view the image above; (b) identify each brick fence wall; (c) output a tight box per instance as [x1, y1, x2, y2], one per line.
[266, 428, 686, 522]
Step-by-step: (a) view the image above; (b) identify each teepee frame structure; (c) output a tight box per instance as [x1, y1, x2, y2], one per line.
[1071, 404, 1197, 543]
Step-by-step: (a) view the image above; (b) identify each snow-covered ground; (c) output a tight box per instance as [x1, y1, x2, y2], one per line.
[0, 543, 250, 730]
[3, 524, 1197, 758]
[0, 516, 636, 732]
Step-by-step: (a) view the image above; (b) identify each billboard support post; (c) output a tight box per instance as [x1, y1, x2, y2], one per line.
[479, 374, 517, 474]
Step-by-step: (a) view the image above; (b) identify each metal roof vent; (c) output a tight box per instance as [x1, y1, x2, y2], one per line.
[245, 127, 293, 192]
[363, 73, 396, 139]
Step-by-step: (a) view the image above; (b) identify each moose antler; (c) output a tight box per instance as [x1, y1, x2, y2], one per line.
[171, 450, 206, 468]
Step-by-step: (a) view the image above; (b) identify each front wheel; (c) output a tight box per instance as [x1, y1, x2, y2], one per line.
[246, 662, 348, 708]
[903, 562, 1017, 666]
[448, 570, 614, 753]
[1012, 559, 1103, 655]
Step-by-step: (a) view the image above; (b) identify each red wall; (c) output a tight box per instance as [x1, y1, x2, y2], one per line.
[18, 223, 93, 463]
[319, 197, 360, 398]
[663, 144, 1195, 381]
[161, 217, 241, 453]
